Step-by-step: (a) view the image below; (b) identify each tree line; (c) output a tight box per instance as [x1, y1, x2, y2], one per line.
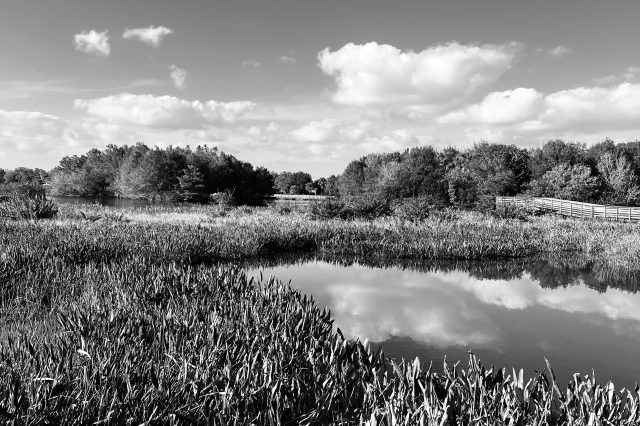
[338, 139, 640, 208]
[1, 144, 274, 204]
[2, 139, 640, 207]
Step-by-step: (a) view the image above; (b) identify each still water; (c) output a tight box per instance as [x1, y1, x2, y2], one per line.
[248, 257, 640, 389]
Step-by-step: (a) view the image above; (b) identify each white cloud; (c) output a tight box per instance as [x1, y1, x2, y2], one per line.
[0, 109, 140, 168]
[548, 45, 572, 58]
[534, 82, 640, 132]
[242, 59, 262, 69]
[438, 88, 544, 125]
[292, 118, 340, 142]
[280, 55, 296, 64]
[74, 93, 256, 128]
[122, 25, 173, 47]
[169, 65, 187, 89]
[359, 129, 420, 153]
[74, 30, 110, 56]
[318, 41, 519, 107]
[593, 67, 640, 85]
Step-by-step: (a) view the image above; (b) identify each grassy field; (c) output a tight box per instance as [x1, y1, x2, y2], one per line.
[2, 203, 640, 424]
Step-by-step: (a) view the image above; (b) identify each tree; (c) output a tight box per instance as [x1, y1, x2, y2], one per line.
[528, 140, 586, 180]
[597, 153, 640, 205]
[446, 143, 529, 207]
[338, 159, 367, 197]
[528, 163, 599, 202]
[325, 175, 340, 196]
[273, 171, 312, 194]
[178, 165, 206, 201]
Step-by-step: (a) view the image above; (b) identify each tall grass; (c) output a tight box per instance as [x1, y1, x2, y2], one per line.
[2, 204, 640, 423]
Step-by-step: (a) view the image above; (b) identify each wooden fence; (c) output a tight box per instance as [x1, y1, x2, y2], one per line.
[495, 196, 640, 222]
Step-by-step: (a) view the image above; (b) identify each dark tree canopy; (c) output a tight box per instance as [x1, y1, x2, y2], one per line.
[49, 143, 274, 204]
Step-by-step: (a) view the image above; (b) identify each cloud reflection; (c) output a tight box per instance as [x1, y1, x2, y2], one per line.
[250, 261, 640, 350]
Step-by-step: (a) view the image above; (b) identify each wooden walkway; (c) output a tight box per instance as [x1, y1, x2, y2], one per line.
[496, 196, 640, 222]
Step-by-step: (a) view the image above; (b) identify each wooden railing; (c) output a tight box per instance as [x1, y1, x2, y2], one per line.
[496, 196, 640, 222]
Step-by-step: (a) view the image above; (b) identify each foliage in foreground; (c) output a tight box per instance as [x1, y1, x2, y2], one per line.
[2, 258, 639, 425]
[0, 194, 58, 220]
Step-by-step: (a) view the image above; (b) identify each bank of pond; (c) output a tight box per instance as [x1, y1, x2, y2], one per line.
[1, 205, 640, 424]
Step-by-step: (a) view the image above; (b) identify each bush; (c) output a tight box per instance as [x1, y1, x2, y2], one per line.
[393, 197, 434, 222]
[492, 203, 532, 221]
[344, 196, 392, 219]
[309, 198, 347, 219]
[209, 191, 236, 208]
[0, 194, 58, 220]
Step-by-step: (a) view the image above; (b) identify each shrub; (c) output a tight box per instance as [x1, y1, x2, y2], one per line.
[209, 191, 236, 208]
[309, 197, 347, 219]
[493, 203, 532, 221]
[392, 197, 434, 222]
[343, 196, 391, 219]
[0, 194, 58, 220]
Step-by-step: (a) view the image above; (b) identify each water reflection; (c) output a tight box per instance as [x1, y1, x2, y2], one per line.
[247, 255, 640, 388]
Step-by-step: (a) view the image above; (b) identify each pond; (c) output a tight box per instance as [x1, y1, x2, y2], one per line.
[247, 256, 640, 390]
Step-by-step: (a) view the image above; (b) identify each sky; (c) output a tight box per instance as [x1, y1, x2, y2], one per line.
[1, 0, 640, 178]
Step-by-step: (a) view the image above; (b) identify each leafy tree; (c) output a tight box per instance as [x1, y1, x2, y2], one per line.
[274, 171, 312, 194]
[338, 159, 366, 197]
[446, 143, 529, 207]
[529, 140, 586, 180]
[597, 153, 640, 205]
[325, 175, 340, 196]
[4, 167, 48, 185]
[527, 163, 599, 202]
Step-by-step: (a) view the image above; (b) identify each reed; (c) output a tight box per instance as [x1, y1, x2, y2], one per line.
[2, 204, 640, 423]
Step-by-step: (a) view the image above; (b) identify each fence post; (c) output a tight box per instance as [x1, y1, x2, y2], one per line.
[591, 204, 594, 218]
[570, 202, 573, 218]
[616, 207, 619, 221]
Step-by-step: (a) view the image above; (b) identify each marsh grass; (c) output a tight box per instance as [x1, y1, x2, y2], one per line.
[2, 204, 640, 423]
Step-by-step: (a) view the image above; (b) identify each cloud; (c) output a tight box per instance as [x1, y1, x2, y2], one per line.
[317, 41, 518, 107]
[359, 129, 420, 153]
[548, 45, 572, 58]
[74, 93, 256, 128]
[169, 65, 187, 89]
[593, 67, 640, 85]
[438, 88, 544, 125]
[280, 55, 296, 64]
[122, 25, 173, 47]
[74, 30, 110, 56]
[241, 59, 262, 69]
[0, 109, 141, 168]
[533, 82, 640, 132]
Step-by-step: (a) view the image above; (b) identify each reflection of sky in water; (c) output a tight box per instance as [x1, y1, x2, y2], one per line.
[248, 261, 640, 389]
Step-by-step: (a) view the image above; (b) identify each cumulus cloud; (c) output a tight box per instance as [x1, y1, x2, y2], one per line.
[74, 93, 256, 128]
[74, 30, 110, 56]
[169, 65, 187, 89]
[0, 109, 141, 168]
[122, 25, 173, 47]
[532, 82, 640, 132]
[438, 88, 544, 125]
[548, 45, 572, 58]
[318, 41, 518, 107]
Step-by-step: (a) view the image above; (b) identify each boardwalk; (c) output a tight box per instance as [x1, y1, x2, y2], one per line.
[496, 196, 640, 222]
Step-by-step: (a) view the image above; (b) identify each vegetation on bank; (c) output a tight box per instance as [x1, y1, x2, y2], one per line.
[2, 205, 640, 424]
[5, 137, 640, 209]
